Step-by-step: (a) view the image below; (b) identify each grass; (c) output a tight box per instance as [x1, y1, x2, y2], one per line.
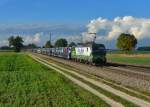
[0, 52, 110, 107]
[107, 54, 150, 67]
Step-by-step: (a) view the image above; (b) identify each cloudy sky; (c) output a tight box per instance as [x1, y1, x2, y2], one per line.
[0, 0, 150, 48]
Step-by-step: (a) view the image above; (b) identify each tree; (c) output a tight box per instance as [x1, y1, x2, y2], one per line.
[55, 38, 68, 47]
[8, 36, 14, 47]
[116, 33, 137, 52]
[26, 43, 38, 48]
[45, 40, 53, 48]
[137, 46, 150, 51]
[68, 42, 76, 47]
[0, 46, 12, 50]
[8, 36, 24, 52]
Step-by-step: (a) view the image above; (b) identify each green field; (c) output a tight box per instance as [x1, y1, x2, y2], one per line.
[107, 54, 150, 67]
[0, 52, 109, 107]
[107, 50, 150, 54]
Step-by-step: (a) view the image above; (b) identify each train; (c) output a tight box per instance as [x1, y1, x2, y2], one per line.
[32, 42, 106, 65]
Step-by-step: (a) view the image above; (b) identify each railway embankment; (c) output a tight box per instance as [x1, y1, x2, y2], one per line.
[30, 53, 150, 107]
[31, 53, 150, 94]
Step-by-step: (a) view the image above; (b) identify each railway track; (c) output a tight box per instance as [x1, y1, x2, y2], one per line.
[33, 53, 150, 80]
[104, 66, 150, 81]
[29, 53, 150, 107]
[30, 53, 150, 92]
[105, 62, 150, 74]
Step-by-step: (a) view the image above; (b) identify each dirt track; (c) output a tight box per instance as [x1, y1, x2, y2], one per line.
[30, 54, 123, 107]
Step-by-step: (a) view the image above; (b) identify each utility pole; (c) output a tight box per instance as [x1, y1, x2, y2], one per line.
[80, 34, 83, 44]
[48, 32, 52, 54]
[88, 33, 96, 43]
[50, 32, 52, 47]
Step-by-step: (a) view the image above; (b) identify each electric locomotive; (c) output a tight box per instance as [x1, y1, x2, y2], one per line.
[71, 42, 106, 64]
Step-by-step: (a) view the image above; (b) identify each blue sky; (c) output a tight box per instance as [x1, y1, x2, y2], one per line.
[0, 0, 150, 48]
[0, 0, 150, 23]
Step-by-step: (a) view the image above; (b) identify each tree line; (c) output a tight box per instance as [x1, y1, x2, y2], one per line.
[137, 46, 150, 51]
[6, 33, 140, 52]
[7, 36, 77, 52]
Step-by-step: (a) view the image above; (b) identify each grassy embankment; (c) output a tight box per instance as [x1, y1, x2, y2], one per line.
[0, 52, 109, 107]
[107, 53, 150, 67]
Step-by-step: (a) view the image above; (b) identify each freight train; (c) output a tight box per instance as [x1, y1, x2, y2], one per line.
[32, 42, 106, 64]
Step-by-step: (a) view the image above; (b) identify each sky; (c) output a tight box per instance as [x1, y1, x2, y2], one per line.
[0, 0, 150, 48]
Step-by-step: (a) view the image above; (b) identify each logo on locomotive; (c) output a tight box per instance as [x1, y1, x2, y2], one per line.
[77, 48, 84, 54]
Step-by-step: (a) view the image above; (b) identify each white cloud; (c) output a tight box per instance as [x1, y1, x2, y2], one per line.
[24, 33, 41, 45]
[60, 35, 81, 43]
[0, 33, 41, 47]
[0, 40, 8, 47]
[85, 16, 150, 42]
[33, 33, 41, 43]
[81, 32, 97, 43]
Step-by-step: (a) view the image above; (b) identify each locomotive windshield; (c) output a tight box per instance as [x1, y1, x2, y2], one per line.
[92, 44, 106, 55]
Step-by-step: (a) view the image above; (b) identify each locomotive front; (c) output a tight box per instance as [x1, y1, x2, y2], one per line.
[91, 43, 106, 64]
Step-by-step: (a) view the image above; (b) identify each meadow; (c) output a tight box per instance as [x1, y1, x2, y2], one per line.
[107, 53, 150, 67]
[0, 52, 109, 107]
